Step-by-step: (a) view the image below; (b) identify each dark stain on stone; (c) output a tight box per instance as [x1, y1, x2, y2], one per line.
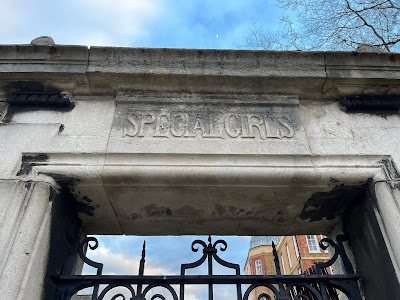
[59, 124, 65, 133]
[389, 54, 396, 62]
[144, 204, 172, 217]
[47, 46, 57, 55]
[380, 158, 400, 190]
[44, 184, 82, 300]
[379, 158, 400, 180]
[300, 183, 367, 222]
[330, 177, 339, 183]
[3, 102, 75, 123]
[235, 208, 245, 215]
[40, 172, 95, 217]
[17, 154, 49, 176]
[275, 210, 287, 223]
[74, 202, 95, 217]
[48, 184, 58, 203]
[24, 181, 32, 191]
[82, 196, 92, 203]
[339, 95, 400, 116]
[215, 204, 250, 216]
[2, 81, 74, 123]
[5, 81, 58, 94]
[44, 173, 80, 186]
[131, 213, 143, 220]
[342, 185, 400, 299]
[352, 51, 358, 56]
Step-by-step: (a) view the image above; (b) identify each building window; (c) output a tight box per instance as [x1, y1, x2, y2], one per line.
[286, 244, 292, 268]
[280, 254, 286, 275]
[306, 235, 319, 253]
[292, 236, 300, 258]
[255, 259, 262, 275]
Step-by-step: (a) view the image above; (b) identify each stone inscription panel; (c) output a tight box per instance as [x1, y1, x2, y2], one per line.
[109, 100, 311, 155]
[116, 105, 296, 140]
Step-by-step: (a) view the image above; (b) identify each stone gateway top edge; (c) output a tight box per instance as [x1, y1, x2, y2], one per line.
[0, 44, 400, 99]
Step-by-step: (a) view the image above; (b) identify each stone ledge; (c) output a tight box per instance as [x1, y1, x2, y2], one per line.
[0, 44, 88, 73]
[88, 47, 326, 77]
[0, 45, 399, 99]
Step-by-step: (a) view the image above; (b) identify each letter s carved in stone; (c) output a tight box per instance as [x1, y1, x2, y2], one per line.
[278, 117, 294, 138]
[123, 114, 140, 137]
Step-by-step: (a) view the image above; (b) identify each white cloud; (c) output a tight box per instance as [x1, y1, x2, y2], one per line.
[79, 0, 164, 39]
[84, 246, 171, 276]
[0, 0, 166, 46]
[79, 243, 239, 300]
[0, 1, 26, 40]
[80, 245, 175, 299]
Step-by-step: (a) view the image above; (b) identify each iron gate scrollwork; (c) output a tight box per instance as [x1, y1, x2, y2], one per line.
[52, 235, 363, 300]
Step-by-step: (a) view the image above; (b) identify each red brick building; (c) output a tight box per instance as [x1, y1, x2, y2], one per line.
[244, 235, 332, 299]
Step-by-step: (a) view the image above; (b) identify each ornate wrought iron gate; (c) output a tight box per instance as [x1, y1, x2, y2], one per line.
[52, 235, 362, 300]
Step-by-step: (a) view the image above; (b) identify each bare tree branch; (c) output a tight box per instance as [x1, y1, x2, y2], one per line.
[344, 0, 391, 51]
[238, 0, 400, 51]
[388, 0, 400, 9]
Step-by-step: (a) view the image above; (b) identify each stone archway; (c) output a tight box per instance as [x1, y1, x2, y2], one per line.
[1, 44, 400, 299]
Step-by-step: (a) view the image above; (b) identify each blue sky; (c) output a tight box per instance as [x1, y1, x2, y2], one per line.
[87, 235, 251, 275]
[83, 235, 252, 299]
[1, 0, 282, 49]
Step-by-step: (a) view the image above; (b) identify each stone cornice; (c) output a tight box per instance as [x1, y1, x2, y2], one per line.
[0, 44, 399, 99]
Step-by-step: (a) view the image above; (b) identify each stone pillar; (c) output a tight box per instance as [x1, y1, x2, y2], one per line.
[0, 179, 54, 299]
[0, 177, 82, 300]
[342, 175, 400, 299]
[372, 179, 400, 279]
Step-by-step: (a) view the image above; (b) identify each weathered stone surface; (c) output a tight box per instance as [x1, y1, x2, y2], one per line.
[108, 95, 310, 156]
[30, 36, 55, 46]
[0, 180, 53, 299]
[0, 45, 89, 96]
[0, 44, 399, 98]
[0, 43, 400, 298]
[356, 43, 381, 53]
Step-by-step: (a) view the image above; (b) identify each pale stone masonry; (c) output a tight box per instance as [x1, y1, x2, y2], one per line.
[0, 40, 400, 299]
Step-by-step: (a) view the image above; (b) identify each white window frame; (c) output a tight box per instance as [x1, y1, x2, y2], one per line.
[280, 254, 286, 275]
[292, 236, 300, 258]
[286, 244, 292, 269]
[306, 235, 320, 253]
[255, 259, 262, 275]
